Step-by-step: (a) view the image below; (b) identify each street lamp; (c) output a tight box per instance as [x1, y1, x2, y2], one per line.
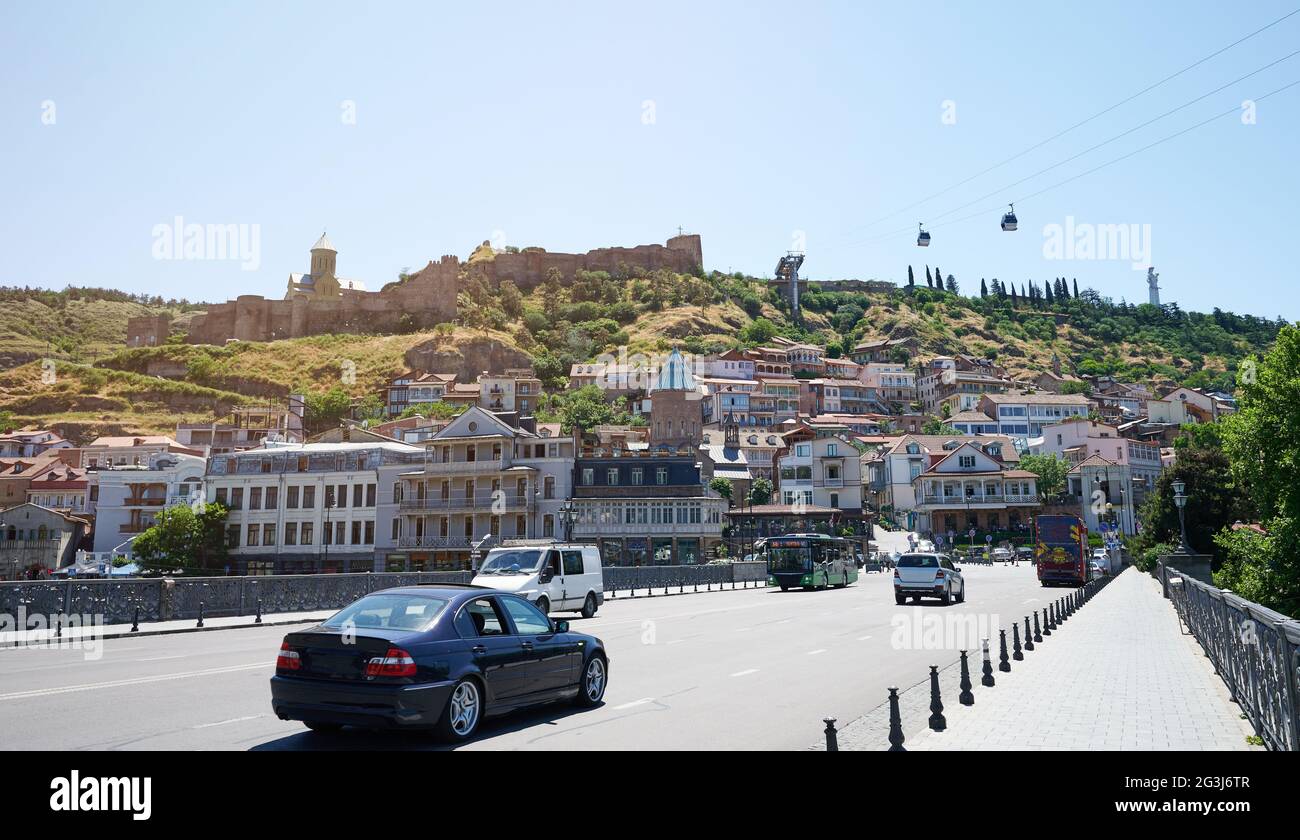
[1172, 479, 1191, 554]
[558, 501, 576, 543]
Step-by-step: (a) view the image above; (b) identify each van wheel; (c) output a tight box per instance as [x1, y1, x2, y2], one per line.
[580, 593, 597, 619]
[535, 596, 549, 615]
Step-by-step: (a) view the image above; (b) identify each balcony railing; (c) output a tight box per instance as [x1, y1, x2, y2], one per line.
[123, 497, 166, 507]
[410, 458, 510, 475]
[919, 493, 1038, 506]
[399, 492, 532, 513]
[397, 536, 500, 551]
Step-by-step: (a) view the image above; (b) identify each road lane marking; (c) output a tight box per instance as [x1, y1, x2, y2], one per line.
[857, 635, 873, 641]
[730, 669, 758, 677]
[611, 698, 655, 710]
[807, 649, 827, 656]
[137, 655, 185, 662]
[0, 662, 269, 701]
[194, 714, 265, 729]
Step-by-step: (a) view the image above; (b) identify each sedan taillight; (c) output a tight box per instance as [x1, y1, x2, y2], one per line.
[276, 642, 301, 672]
[366, 647, 417, 678]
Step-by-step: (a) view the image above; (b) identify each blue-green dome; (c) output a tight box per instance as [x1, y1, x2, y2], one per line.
[651, 348, 695, 392]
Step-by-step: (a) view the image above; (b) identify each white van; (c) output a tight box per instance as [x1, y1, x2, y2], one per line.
[471, 543, 604, 618]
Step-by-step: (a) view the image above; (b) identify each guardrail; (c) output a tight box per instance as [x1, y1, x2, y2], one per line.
[0, 562, 772, 628]
[1161, 564, 1300, 751]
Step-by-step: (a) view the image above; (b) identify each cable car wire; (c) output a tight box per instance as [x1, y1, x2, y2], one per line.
[860, 76, 1300, 247]
[846, 48, 1300, 247]
[841, 6, 1300, 236]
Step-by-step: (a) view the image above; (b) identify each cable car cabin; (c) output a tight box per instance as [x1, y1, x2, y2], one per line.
[917, 224, 931, 247]
[1000, 204, 1018, 232]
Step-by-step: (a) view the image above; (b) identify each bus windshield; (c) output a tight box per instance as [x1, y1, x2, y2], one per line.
[764, 546, 806, 572]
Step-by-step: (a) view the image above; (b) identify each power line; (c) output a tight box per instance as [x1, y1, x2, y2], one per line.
[846, 49, 1300, 247]
[858, 77, 1300, 247]
[840, 6, 1300, 237]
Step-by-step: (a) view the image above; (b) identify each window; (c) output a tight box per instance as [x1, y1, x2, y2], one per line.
[458, 598, 508, 637]
[630, 468, 643, 486]
[544, 476, 555, 499]
[226, 525, 240, 548]
[607, 468, 619, 486]
[582, 468, 594, 486]
[284, 523, 297, 546]
[656, 467, 668, 485]
[246, 524, 259, 546]
[353, 484, 363, 507]
[500, 597, 551, 635]
[262, 523, 275, 546]
[335, 521, 346, 545]
[826, 443, 838, 457]
[265, 486, 278, 509]
[287, 486, 299, 508]
[302, 485, 315, 508]
[959, 455, 976, 468]
[352, 521, 362, 545]
[216, 488, 228, 507]
[562, 550, 584, 576]
[249, 487, 262, 510]
[300, 522, 313, 545]
[543, 515, 554, 537]
[364, 521, 374, 545]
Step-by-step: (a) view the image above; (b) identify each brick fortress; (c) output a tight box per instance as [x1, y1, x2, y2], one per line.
[183, 232, 704, 345]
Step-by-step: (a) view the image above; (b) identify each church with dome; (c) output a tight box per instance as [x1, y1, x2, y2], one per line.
[285, 233, 369, 299]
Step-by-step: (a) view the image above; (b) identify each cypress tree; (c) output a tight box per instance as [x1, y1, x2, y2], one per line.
[925, 266, 933, 288]
[980, 278, 988, 298]
[945, 274, 958, 294]
[908, 265, 915, 287]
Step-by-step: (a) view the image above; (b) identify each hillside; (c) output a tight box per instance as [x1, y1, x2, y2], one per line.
[0, 265, 1283, 442]
[0, 286, 202, 369]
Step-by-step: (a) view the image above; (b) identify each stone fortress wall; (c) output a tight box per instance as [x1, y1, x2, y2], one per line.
[184, 234, 703, 345]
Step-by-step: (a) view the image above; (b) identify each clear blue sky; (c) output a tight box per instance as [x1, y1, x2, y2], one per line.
[3, 1, 1298, 320]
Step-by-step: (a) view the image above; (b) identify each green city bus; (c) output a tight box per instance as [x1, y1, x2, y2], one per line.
[761, 533, 859, 591]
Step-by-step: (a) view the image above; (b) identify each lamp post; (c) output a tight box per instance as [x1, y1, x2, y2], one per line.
[558, 500, 576, 543]
[1172, 479, 1191, 554]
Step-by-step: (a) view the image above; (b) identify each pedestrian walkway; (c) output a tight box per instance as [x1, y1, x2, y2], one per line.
[906, 568, 1260, 751]
[0, 610, 333, 646]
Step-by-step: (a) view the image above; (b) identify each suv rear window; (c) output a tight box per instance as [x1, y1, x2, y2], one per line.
[898, 554, 940, 568]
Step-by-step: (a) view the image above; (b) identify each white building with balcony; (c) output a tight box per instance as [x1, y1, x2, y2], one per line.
[910, 441, 1040, 539]
[391, 407, 572, 571]
[93, 452, 206, 553]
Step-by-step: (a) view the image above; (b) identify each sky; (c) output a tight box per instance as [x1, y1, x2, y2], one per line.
[3, 0, 1299, 321]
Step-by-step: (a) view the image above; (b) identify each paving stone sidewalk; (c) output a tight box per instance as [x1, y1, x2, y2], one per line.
[905, 568, 1260, 751]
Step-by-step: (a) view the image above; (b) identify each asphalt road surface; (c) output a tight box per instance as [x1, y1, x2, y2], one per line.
[0, 559, 1051, 751]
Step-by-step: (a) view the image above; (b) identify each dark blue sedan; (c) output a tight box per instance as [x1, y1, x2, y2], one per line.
[270, 585, 609, 742]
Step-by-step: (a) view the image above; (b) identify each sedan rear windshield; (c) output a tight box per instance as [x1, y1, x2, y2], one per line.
[898, 554, 941, 568]
[322, 593, 449, 632]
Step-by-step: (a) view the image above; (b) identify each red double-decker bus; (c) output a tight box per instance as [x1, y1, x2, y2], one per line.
[1033, 515, 1088, 587]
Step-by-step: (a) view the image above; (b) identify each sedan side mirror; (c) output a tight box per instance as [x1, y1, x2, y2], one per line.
[552, 619, 569, 633]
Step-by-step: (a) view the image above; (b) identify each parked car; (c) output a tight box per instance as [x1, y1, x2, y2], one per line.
[270, 586, 609, 742]
[990, 547, 1014, 563]
[894, 553, 966, 605]
[1016, 546, 1034, 562]
[1091, 548, 1111, 575]
[472, 543, 603, 617]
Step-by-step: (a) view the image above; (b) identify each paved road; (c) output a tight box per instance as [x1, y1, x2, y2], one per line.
[0, 561, 1049, 751]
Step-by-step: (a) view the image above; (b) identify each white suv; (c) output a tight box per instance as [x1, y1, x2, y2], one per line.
[894, 553, 966, 605]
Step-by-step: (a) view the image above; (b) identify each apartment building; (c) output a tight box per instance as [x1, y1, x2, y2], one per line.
[480, 369, 542, 415]
[909, 440, 1040, 538]
[1034, 418, 1163, 508]
[775, 423, 864, 516]
[206, 440, 423, 574]
[93, 452, 205, 553]
[0, 430, 73, 458]
[391, 408, 573, 571]
[174, 399, 306, 455]
[81, 436, 203, 470]
[860, 362, 917, 408]
[977, 393, 1091, 440]
[383, 372, 457, 418]
[877, 433, 1021, 532]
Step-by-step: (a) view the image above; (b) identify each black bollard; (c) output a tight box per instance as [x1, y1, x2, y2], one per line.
[887, 687, 906, 751]
[1023, 616, 1034, 651]
[1042, 606, 1052, 635]
[55, 615, 62, 638]
[998, 629, 1011, 672]
[255, 599, 263, 624]
[197, 601, 205, 628]
[1012, 622, 1024, 661]
[1032, 611, 1042, 643]
[824, 717, 839, 751]
[928, 665, 946, 731]
[958, 650, 975, 705]
[980, 638, 995, 687]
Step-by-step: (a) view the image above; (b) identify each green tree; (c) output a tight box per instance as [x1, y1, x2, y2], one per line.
[133, 503, 229, 573]
[748, 477, 774, 505]
[0, 410, 15, 434]
[739, 317, 778, 345]
[552, 384, 620, 433]
[1019, 453, 1069, 503]
[305, 386, 353, 431]
[708, 477, 734, 504]
[1215, 326, 1300, 613]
